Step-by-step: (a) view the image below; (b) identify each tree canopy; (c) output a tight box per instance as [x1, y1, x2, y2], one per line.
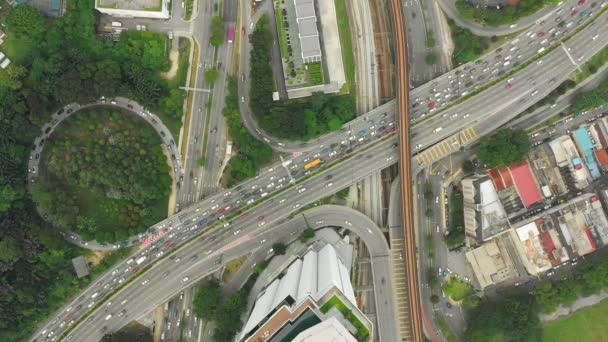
[192, 279, 222, 321]
[0, 2, 181, 338]
[248, 15, 354, 140]
[32, 110, 171, 242]
[570, 77, 608, 114]
[456, 0, 561, 27]
[477, 129, 531, 168]
[210, 16, 224, 47]
[466, 294, 541, 342]
[272, 242, 287, 255]
[223, 76, 273, 185]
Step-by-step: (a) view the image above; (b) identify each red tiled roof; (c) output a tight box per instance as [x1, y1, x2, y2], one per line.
[594, 124, 608, 148]
[499, 167, 513, 188]
[486, 169, 505, 191]
[594, 149, 608, 166]
[509, 161, 542, 208]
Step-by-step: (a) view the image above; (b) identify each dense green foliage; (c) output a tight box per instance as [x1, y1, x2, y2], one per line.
[425, 53, 437, 65]
[449, 19, 490, 66]
[272, 242, 287, 255]
[1, 1, 183, 132]
[193, 274, 260, 341]
[249, 15, 275, 121]
[223, 77, 273, 185]
[446, 189, 465, 249]
[249, 15, 355, 140]
[5, 4, 45, 40]
[192, 279, 222, 320]
[299, 228, 315, 243]
[456, 0, 560, 27]
[571, 77, 608, 114]
[204, 67, 219, 86]
[261, 93, 355, 140]
[466, 294, 541, 341]
[535, 258, 608, 314]
[33, 110, 171, 242]
[0, 2, 180, 339]
[210, 16, 224, 47]
[467, 258, 608, 341]
[477, 129, 531, 167]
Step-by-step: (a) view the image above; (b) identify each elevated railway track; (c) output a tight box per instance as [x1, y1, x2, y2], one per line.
[389, 0, 423, 340]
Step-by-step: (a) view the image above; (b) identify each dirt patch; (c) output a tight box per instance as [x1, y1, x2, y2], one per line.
[161, 49, 180, 80]
[87, 251, 107, 266]
[222, 256, 247, 283]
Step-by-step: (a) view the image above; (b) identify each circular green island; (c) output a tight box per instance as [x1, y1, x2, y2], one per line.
[31, 109, 172, 243]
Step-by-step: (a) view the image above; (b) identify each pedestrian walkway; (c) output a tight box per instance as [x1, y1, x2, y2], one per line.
[390, 237, 413, 341]
[415, 127, 477, 167]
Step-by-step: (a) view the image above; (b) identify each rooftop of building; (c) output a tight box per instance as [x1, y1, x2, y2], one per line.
[465, 238, 519, 288]
[240, 242, 357, 340]
[97, 0, 163, 11]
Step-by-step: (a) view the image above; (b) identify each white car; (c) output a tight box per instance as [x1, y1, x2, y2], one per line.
[298, 187, 307, 193]
[141, 279, 149, 286]
[182, 276, 190, 283]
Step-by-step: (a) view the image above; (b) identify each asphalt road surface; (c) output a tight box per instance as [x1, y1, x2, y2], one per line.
[237, 0, 601, 151]
[31, 2, 608, 340]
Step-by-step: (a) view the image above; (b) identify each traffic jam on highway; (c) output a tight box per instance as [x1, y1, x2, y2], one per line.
[408, 0, 602, 123]
[34, 0, 608, 340]
[34, 108, 400, 341]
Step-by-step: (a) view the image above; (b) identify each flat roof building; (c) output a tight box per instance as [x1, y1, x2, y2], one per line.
[293, 0, 322, 63]
[462, 175, 510, 242]
[573, 127, 601, 179]
[1, 58, 11, 70]
[549, 135, 590, 189]
[95, 0, 170, 19]
[465, 239, 520, 288]
[71, 256, 90, 279]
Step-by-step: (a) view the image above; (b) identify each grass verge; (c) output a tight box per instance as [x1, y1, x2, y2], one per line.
[180, 38, 199, 163]
[274, 1, 289, 58]
[543, 298, 608, 342]
[184, 0, 194, 20]
[222, 256, 247, 283]
[334, 0, 355, 93]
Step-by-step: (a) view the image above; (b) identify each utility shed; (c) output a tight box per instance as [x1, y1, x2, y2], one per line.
[72, 256, 90, 279]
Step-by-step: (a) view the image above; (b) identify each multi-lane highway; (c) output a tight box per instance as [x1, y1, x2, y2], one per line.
[236, 0, 601, 152]
[32, 6, 608, 339]
[35, 136, 401, 342]
[27, 97, 182, 251]
[30, 1, 608, 341]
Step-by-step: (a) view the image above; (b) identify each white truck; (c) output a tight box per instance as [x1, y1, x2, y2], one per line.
[111, 21, 122, 28]
[136, 256, 146, 265]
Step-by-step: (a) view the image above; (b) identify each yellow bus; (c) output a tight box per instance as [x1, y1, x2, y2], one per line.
[304, 158, 322, 170]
